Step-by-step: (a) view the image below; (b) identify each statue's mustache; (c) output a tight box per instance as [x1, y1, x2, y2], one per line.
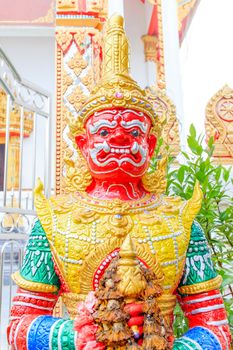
[89, 141, 147, 167]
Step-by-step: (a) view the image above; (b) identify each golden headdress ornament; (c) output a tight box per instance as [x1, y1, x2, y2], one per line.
[70, 14, 157, 137]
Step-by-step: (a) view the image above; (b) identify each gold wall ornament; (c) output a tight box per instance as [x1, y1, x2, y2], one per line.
[62, 71, 73, 95]
[67, 51, 88, 77]
[153, 0, 166, 90]
[57, 0, 107, 15]
[56, 30, 73, 53]
[117, 235, 147, 299]
[205, 85, 233, 164]
[145, 85, 180, 157]
[81, 67, 94, 89]
[141, 35, 158, 63]
[86, 0, 107, 14]
[57, 0, 74, 10]
[67, 86, 87, 113]
[55, 28, 103, 194]
[56, 0, 107, 28]
[142, 157, 167, 194]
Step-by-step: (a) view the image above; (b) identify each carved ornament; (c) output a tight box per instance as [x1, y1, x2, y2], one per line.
[205, 85, 233, 164]
[141, 35, 158, 63]
[56, 28, 103, 194]
[145, 86, 180, 158]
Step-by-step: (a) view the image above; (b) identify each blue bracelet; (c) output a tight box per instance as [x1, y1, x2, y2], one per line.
[177, 326, 222, 350]
[28, 315, 60, 350]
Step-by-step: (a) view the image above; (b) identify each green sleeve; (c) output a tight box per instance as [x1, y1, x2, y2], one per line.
[19, 219, 60, 289]
[179, 221, 217, 290]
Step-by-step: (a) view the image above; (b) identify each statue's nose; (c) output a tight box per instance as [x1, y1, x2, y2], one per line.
[109, 131, 131, 145]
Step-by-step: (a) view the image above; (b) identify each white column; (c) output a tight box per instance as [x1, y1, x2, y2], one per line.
[108, 0, 124, 17]
[123, 0, 147, 88]
[146, 61, 157, 87]
[161, 0, 185, 148]
[144, 2, 157, 87]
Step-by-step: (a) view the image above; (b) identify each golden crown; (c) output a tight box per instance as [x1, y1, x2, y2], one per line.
[71, 14, 157, 136]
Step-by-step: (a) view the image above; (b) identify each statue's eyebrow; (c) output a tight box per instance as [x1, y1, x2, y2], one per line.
[120, 120, 148, 133]
[89, 119, 117, 134]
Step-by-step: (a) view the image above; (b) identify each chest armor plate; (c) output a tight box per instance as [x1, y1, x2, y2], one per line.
[35, 187, 202, 299]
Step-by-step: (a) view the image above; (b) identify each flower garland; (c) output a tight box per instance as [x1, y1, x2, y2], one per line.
[74, 257, 173, 350]
[74, 291, 105, 350]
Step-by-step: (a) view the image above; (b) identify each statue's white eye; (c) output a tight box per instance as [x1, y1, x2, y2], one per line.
[100, 129, 109, 137]
[131, 129, 140, 137]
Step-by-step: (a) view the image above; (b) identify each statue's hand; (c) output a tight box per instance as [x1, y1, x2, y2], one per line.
[124, 302, 144, 344]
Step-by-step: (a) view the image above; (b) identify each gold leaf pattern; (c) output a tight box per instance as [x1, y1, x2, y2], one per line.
[145, 86, 180, 157]
[205, 85, 233, 164]
[67, 86, 87, 112]
[56, 30, 73, 53]
[81, 67, 94, 89]
[68, 51, 88, 76]
[62, 71, 73, 95]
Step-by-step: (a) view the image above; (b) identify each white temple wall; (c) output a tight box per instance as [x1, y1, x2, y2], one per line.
[124, 0, 148, 88]
[161, 0, 185, 148]
[180, 0, 233, 138]
[144, 2, 157, 87]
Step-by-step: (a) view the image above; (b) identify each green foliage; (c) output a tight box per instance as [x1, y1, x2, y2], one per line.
[152, 125, 233, 336]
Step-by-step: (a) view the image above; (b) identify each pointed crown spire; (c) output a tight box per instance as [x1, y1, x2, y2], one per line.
[71, 14, 156, 135]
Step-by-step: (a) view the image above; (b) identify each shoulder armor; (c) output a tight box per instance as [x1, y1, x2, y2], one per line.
[178, 221, 221, 295]
[34, 179, 53, 237]
[12, 220, 60, 293]
[181, 182, 203, 233]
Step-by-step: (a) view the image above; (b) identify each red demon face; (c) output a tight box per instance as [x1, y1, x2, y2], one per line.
[75, 108, 156, 183]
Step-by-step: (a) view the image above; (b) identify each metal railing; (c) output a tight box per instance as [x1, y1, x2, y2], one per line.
[0, 48, 52, 348]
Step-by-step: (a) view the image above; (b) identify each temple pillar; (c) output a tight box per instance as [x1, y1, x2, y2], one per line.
[0, 90, 33, 190]
[55, 1, 108, 194]
[140, 1, 181, 158]
[123, 0, 148, 88]
[161, 0, 185, 148]
[7, 136, 20, 189]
